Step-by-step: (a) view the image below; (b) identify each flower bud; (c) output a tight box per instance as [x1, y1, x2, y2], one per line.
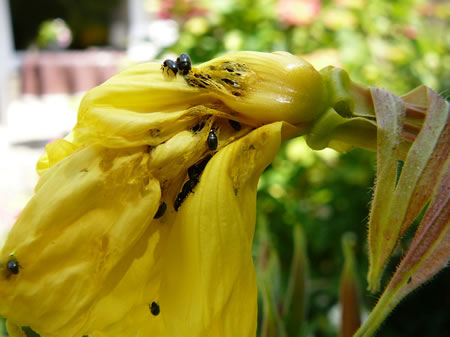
[189, 51, 327, 125]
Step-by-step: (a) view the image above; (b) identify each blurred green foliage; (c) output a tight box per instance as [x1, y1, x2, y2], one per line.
[255, 141, 376, 336]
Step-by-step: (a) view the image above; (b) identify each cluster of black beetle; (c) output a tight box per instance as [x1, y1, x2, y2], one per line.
[169, 119, 244, 213]
[160, 54, 243, 215]
[161, 53, 192, 77]
[153, 119, 242, 217]
[5, 54, 244, 277]
[174, 154, 213, 211]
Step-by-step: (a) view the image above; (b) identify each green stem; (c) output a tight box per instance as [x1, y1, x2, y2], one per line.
[285, 25, 294, 53]
[353, 289, 399, 337]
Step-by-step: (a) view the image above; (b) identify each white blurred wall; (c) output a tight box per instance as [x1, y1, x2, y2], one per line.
[0, 0, 14, 125]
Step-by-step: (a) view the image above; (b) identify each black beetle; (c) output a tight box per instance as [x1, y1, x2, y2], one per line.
[228, 119, 241, 131]
[207, 128, 218, 151]
[192, 121, 206, 133]
[174, 153, 214, 211]
[150, 302, 160, 316]
[188, 155, 212, 181]
[161, 59, 178, 76]
[174, 177, 203, 211]
[174, 193, 185, 211]
[182, 179, 199, 196]
[174, 179, 198, 211]
[6, 258, 20, 275]
[154, 202, 167, 219]
[176, 53, 192, 75]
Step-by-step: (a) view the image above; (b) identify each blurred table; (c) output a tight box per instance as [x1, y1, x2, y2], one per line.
[22, 50, 125, 95]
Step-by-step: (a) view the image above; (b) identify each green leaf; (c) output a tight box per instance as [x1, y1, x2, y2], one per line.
[366, 88, 406, 291]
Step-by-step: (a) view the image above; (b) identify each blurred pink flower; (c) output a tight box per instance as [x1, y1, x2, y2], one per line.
[277, 0, 322, 26]
[417, 3, 435, 16]
[158, 0, 208, 20]
[158, 0, 175, 19]
[400, 26, 417, 40]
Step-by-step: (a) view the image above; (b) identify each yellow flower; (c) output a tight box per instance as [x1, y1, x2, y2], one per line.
[0, 52, 324, 337]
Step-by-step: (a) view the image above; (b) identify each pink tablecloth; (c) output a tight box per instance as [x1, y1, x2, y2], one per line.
[22, 50, 125, 95]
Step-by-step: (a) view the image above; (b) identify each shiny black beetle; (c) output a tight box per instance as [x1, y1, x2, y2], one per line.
[174, 179, 198, 211]
[174, 155, 213, 211]
[150, 302, 160, 316]
[6, 258, 20, 275]
[174, 193, 185, 211]
[161, 59, 178, 76]
[188, 155, 212, 181]
[154, 202, 167, 219]
[207, 128, 218, 151]
[176, 53, 192, 75]
[228, 119, 241, 131]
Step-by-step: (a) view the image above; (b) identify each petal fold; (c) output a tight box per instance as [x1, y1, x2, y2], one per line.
[160, 122, 286, 337]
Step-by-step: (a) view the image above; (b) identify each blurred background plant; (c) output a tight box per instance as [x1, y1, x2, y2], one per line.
[1, 0, 449, 336]
[36, 18, 72, 50]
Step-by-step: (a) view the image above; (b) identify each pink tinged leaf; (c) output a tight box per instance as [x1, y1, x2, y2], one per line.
[402, 94, 449, 231]
[367, 88, 406, 291]
[401, 86, 428, 139]
[367, 88, 449, 291]
[389, 164, 449, 296]
[354, 162, 449, 337]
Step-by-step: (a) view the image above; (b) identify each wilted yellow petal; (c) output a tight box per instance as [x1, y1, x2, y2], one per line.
[0, 145, 161, 336]
[36, 132, 78, 175]
[1, 51, 313, 336]
[160, 122, 286, 337]
[73, 52, 324, 150]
